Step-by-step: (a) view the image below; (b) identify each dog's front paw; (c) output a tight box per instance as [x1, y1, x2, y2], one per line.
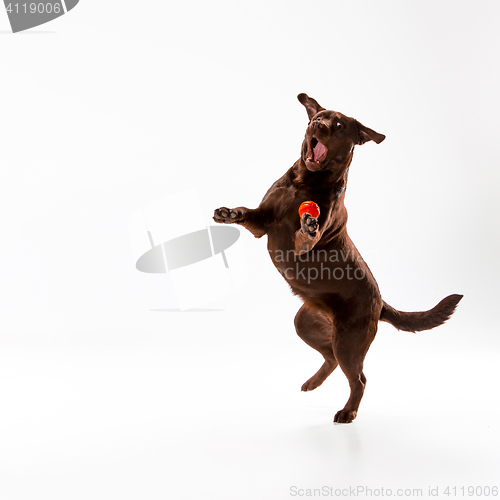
[334, 409, 357, 424]
[213, 207, 245, 224]
[300, 213, 318, 239]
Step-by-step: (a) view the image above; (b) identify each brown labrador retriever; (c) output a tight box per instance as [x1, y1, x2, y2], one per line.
[214, 94, 462, 423]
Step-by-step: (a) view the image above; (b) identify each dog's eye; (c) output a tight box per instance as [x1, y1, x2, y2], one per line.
[335, 121, 342, 129]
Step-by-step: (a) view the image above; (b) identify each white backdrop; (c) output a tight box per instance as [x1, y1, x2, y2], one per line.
[1, 1, 499, 499]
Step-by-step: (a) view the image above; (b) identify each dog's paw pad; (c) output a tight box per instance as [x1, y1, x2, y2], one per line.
[333, 409, 357, 424]
[213, 207, 244, 224]
[301, 213, 318, 238]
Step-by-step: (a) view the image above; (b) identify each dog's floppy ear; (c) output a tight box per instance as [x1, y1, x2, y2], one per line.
[355, 120, 385, 145]
[297, 93, 325, 120]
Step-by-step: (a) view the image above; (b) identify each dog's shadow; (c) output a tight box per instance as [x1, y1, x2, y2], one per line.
[301, 413, 364, 458]
[264, 405, 365, 463]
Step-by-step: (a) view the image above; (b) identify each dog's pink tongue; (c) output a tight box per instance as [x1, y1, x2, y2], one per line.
[313, 141, 327, 161]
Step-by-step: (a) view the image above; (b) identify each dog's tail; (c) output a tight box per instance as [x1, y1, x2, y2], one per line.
[379, 294, 463, 333]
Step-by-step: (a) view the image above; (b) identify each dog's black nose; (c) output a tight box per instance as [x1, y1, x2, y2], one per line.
[312, 119, 323, 130]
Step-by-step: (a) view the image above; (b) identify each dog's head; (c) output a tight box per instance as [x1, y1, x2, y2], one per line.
[298, 93, 385, 173]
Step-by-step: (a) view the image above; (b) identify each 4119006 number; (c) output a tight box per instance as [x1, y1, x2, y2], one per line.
[444, 486, 498, 496]
[5, 3, 62, 14]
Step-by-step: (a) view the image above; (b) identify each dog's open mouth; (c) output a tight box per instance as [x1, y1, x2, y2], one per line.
[307, 137, 328, 165]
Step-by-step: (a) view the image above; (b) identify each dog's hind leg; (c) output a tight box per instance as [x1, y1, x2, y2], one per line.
[332, 317, 378, 423]
[294, 303, 338, 391]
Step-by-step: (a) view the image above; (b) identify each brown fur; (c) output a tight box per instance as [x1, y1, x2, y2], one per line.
[214, 94, 462, 423]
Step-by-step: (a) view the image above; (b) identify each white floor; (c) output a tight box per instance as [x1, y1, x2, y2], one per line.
[0, 298, 497, 500]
